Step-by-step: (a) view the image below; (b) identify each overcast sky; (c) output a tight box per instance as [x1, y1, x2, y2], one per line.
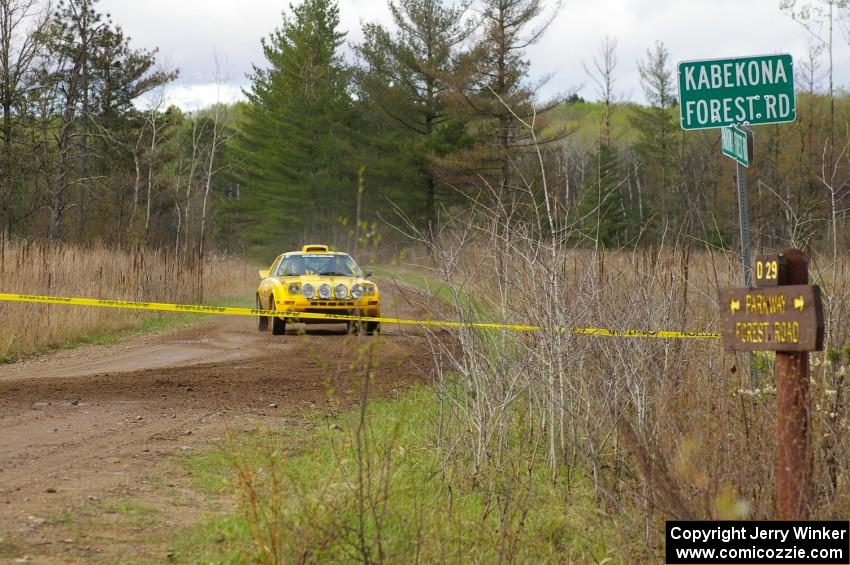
[98, 0, 850, 110]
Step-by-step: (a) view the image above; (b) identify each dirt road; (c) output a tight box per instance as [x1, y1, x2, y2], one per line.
[0, 281, 436, 563]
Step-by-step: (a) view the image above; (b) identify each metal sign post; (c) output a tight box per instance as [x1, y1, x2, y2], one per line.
[736, 160, 752, 287]
[721, 125, 755, 286]
[725, 125, 756, 384]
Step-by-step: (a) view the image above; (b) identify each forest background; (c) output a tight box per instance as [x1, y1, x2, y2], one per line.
[0, 0, 848, 263]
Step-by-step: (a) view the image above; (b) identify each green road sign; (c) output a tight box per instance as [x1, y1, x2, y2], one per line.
[678, 54, 795, 130]
[721, 126, 753, 167]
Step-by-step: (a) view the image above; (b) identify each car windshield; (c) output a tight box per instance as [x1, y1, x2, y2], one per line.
[277, 254, 361, 277]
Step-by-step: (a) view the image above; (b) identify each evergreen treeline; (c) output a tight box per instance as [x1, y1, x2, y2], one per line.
[2, 0, 849, 259]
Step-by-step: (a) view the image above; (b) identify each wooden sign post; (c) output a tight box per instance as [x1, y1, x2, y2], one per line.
[719, 249, 823, 519]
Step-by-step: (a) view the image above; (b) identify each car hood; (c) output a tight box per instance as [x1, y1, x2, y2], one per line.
[279, 275, 372, 287]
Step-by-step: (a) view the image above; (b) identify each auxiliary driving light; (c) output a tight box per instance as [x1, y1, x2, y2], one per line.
[302, 284, 315, 299]
[318, 284, 332, 299]
[350, 284, 363, 299]
[334, 284, 348, 299]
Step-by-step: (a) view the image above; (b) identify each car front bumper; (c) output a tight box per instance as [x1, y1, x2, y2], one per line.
[275, 298, 380, 322]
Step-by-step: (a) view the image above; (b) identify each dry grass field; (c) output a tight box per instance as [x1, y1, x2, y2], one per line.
[0, 241, 256, 361]
[412, 237, 850, 557]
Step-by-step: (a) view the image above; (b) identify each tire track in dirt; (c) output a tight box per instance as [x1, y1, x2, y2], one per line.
[0, 280, 438, 563]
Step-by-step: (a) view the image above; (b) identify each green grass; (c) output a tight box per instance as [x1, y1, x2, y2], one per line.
[60, 314, 200, 350]
[1, 294, 255, 363]
[62, 289, 257, 348]
[102, 499, 159, 525]
[374, 266, 497, 322]
[0, 317, 194, 363]
[53, 509, 76, 525]
[373, 267, 457, 306]
[543, 100, 647, 148]
[0, 538, 21, 560]
[170, 386, 616, 563]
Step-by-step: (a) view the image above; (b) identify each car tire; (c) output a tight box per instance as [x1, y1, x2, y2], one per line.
[365, 321, 380, 335]
[271, 296, 286, 335]
[257, 295, 268, 332]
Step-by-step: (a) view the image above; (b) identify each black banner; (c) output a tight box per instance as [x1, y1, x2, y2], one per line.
[666, 521, 849, 564]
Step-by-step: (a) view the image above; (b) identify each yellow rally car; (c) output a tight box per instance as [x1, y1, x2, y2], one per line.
[256, 245, 380, 335]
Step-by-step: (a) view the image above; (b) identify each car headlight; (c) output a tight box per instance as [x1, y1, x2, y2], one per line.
[302, 284, 315, 299]
[362, 284, 375, 296]
[288, 283, 301, 295]
[350, 284, 363, 299]
[318, 284, 332, 299]
[334, 284, 348, 299]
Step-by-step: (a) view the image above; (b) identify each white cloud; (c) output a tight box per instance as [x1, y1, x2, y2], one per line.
[100, 0, 392, 110]
[528, 0, 850, 103]
[99, 0, 850, 110]
[156, 83, 245, 111]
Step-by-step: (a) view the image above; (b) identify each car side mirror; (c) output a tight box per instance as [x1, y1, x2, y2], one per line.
[365, 269, 373, 278]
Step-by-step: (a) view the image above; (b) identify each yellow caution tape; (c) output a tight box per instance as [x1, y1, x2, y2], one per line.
[0, 292, 721, 340]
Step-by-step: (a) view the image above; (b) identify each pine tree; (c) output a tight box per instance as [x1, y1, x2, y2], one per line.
[356, 0, 470, 229]
[455, 0, 560, 193]
[232, 0, 352, 255]
[629, 40, 678, 237]
[578, 142, 626, 247]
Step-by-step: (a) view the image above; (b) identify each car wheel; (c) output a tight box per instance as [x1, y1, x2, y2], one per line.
[271, 297, 286, 336]
[257, 295, 269, 332]
[365, 321, 380, 335]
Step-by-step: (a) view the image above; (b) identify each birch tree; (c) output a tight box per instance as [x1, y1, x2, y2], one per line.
[0, 0, 49, 244]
